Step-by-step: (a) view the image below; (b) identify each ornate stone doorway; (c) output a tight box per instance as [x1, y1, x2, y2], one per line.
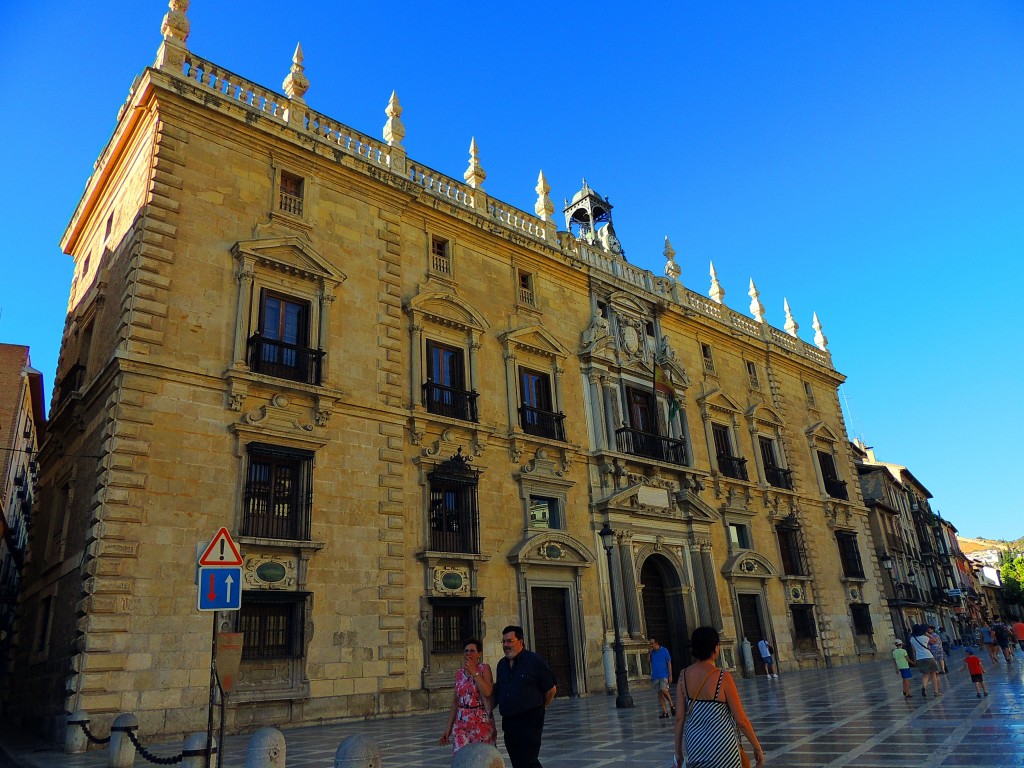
[531, 586, 573, 696]
[640, 553, 689, 679]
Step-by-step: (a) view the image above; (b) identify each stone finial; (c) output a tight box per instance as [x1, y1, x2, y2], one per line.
[784, 298, 799, 337]
[464, 138, 486, 189]
[748, 278, 765, 323]
[812, 312, 829, 351]
[383, 91, 405, 147]
[160, 0, 191, 44]
[535, 171, 555, 220]
[282, 43, 310, 102]
[664, 236, 680, 281]
[709, 261, 725, 304]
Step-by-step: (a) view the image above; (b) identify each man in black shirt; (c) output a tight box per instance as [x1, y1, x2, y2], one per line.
[493, 625, 557, 768]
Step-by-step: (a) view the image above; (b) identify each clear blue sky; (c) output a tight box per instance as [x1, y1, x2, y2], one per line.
[2, 2, 1022, 539]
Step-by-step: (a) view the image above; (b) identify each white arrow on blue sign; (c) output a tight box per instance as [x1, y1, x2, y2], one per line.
[197, 566, 242, 611]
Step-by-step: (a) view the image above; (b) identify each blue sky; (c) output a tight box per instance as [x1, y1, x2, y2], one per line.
[2, 2, 1022, 539]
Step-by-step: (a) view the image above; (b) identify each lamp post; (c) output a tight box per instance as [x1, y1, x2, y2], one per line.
[879, 552, 903, 642]
[599, 522, 633, 708]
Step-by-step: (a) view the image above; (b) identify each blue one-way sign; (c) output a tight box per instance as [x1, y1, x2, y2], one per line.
[197, 566, 242, 611]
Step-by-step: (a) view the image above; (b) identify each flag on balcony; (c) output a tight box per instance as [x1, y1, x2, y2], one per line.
[654, 362, 680, 420]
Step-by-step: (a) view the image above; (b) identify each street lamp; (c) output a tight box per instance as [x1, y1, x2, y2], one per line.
[599, 522, 633, 709]
[879, 552, 903, 641]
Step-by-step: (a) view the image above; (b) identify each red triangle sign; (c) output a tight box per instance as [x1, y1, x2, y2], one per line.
[199, 528, 243, 566]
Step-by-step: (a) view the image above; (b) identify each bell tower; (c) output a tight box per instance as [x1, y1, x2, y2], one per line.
[563, 179, 624, 257]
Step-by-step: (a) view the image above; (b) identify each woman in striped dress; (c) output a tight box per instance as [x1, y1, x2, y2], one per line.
[674, 627, 764, 768]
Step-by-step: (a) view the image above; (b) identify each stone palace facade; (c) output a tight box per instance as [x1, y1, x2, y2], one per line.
[6, 2, 892, 741]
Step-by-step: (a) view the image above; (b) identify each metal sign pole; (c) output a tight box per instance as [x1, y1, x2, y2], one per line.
[206, 613, 217, 768]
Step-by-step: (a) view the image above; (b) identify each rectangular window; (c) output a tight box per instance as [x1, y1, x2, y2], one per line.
[518, 368, 564, 440]
[776, 525, 807, 576]
[242, 444, 314, 541]
[424, 341, 476, 421]
[746, 361, 759, 389]
[428, 476, 480, 554]
[728, 523, 751, 549]
[430, 598, 479, 654]
[239, 592, 306, 659]
[279, 171, 304, 216]
[817, 450, 848, 500]
[759, 437, 793, 490]
[791, 605, 817, 652]
[430, 236, 451, 275]
[850, 604, 873, 636]
[713, 424, 748, 480]
[529, 496, 561, 529]
[803, 381, 816, 405]
[701, 343, 716, 373]
[517, 270, 535, 306]
[249, 291, 322, 384]
[835, 531, 865, 578]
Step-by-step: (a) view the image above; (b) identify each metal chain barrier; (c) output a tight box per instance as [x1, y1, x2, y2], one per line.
[73, 720, 111, 745]
[123, 728, 184, 766]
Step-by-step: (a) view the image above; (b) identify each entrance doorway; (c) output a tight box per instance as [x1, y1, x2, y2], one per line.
[641, 555, 689, 679]
[737, 593, 767, 675]
[531, 587, 573, 696]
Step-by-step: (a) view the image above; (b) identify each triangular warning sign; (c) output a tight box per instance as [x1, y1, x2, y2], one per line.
[199, 527, 243, 566]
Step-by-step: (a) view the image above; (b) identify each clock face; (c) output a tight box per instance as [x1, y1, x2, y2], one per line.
[608, 234, 622, 254]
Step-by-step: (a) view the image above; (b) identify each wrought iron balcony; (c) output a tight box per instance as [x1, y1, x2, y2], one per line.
[765, 466, 794, 490]
[422, 382, 479, 422]
[615, 427, 688, 466]
[429, 504, 481, 554]
[519, 405, 566, 441]
[247, 334, 324, 385]
[717, 454, 749, 481]
[824, 478, 848, 500]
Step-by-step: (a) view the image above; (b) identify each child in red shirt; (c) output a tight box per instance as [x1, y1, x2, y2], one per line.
[962, 649, 988, 698]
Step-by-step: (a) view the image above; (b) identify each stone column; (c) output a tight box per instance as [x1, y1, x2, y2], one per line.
[504, 350, 519, 429]
[468, 334, 481, 392]
[617, 533, 643, 638]
[319, 288, 335, 382]
[602, 379, 618, 450]
[588, 372, 607, 449]
[232, 256, 255, 367]
[689, 543, 713, 626]
[701, 546, 724, 629]
[410, 322, 423, 410]
[553, 363, 565, 415]
[608, 543, 628, 637]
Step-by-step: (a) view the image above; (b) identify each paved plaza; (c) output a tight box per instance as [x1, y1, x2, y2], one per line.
[3, 656, 1023, 767]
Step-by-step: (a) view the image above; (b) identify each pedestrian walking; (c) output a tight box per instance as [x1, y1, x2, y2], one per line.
[928, 626, 946, 675]
[939, 626, 952, 655]
[909, 624, 940, 697]
[493, 625, 557, 768]
[892, 640, 913, 698]
[1012, 618, 1024, 653]
[992, 617, 1013, 663]
[756, 638, 778, 678]
[979, 622, 1000, 664]
[438, 638, 497, 754]
[674, 626, 764, 767]
[962, 648, 989, 698]
[649, 637, 676, 719]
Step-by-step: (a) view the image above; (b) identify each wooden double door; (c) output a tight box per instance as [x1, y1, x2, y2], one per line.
[531, 587, 573, 696]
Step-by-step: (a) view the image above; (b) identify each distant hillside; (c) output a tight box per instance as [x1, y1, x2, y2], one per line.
[959, 536, 1024, 555]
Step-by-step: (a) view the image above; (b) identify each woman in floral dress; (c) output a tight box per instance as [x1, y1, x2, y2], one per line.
[439, 638, 497, 753]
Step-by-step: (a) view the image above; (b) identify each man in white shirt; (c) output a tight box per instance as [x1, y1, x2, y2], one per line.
[757, 638, 778, 678]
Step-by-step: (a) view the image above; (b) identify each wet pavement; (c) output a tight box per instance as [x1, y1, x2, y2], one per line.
[3, 653, 1023, 767]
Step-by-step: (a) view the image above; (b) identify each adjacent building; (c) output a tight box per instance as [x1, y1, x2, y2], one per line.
[6, 3, 891, 742]
[0, 344, 45, 690]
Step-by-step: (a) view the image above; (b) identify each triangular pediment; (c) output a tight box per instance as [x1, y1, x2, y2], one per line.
[807, 422, 842, 443]
[698, 389, 743, 415]
[405, 290, 489, 332]
[232, 236, 346, 285]
[747, 402, 785, 426]
[507, 531, 595, 568]
[721, 550, 779, 579]
[501, 325, 571, 359]
[678, 490, 721, 523]
[607, 292, 649, 316]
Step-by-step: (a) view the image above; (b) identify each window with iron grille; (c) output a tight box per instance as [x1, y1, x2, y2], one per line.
[701, 343, 716, 373]
[243, 444, 314, 541]
[713, 424, 748, 480]
[791, 605, 818, 651]
[746, 361, 760, 389]
[759, 436, 793, 489]
[517, 269, 536, 307]
[817, 450, 848, 499]
[835, 531, 865, 578]
[430, 236, 451, 275]
[239, 592, 306, 659]
[776, 524, 807, 576]
[850, 603, 873, 636]
[428, 452, 480, 554]
[424, 340, 476, 422]
[249, 291, 323, 385]
[518, 368, 564, 440]
[430, 598, 481, 654]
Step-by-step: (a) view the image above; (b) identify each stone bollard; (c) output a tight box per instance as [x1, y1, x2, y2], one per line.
[65, 710, 90, 754]
[601, 642, 615, 694]
[245, 727, 286, 768]
[108, 713, 138, 768]
[181, 732, 217, 768]
[740, 637, 754, 677]
[334, 733, 381, 768]
[452, 743, 506, 768]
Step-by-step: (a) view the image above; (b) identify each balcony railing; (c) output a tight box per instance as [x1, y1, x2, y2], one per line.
[519, 405, 566, 441]
[764, 466, 794, 490]
[247, 334, 324, 385]
[824, 478, 848, 500]
[423, 382, 479, 422]
[717, 454, 749, 481]
[615, 427, 688, 466]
